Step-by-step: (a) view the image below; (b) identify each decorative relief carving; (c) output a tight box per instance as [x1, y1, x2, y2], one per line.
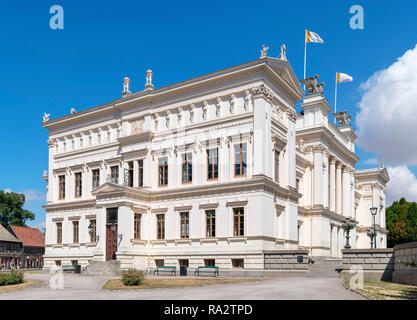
[216, 97, 222, 118]
[190, 104, 195, 123]
[252, 85, 273, 101]
[244, 90, 252, 111]
[202, 101, 209, 120]
[286, 108, 297, 122]
[230, 94, 236, 114]
[131, 119, 144, 135]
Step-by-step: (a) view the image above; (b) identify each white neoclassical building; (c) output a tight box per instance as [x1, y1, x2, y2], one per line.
[42, 51, 389, 271]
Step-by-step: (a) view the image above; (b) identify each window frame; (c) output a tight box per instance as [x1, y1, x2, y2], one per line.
[158, 158, 168, 186]
[58, 175, 65, 200]
[56, 223, 62, 244]
[110, 166, 119, 184]
[92, 169, 100, 189]
[274, 150, 280, 183]
[90, 219, 96, 243]
[181, 153, 193, 184]
[138, 159, 144, 187]
[127, 161, 134, 187]
[156, 214, 165, 240]
[207, 148, 219, 180]
[233, 207, 245, 237]
[134, 213, 141, 240]
[234, 143, 247, 177]
[73, 221, 79, 243]
[205, 210, 216, 238]
[180, 212, 190, 239]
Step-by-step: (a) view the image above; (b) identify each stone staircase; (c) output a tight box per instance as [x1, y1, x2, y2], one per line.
[83, 260, 121, 276]
[308, 257, 343, 278]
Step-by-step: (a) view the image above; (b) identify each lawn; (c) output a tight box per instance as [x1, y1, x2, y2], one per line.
[0, 279, 43, 293]
[103, 277, 258, 290]
[345, 278, 417, 300]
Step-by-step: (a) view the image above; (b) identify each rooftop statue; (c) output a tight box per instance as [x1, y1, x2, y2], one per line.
[300, 75, 325, 95]
[260, 44, 269, 59]
[43, 113, 50, 122]
[279, 44, 287, 61]
[122, 77, 131, 96]
[332, 110, 352, 127]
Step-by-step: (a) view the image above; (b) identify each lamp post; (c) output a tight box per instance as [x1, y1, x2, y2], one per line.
[88, 224, 99, 243]
[370, 207, 378, 249]
[342, 217, 356, 249]
[366, 228, 375, 249]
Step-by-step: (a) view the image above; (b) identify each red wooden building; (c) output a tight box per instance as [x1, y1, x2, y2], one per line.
[0, 224, 22, 269]
[8, 226, 45, 269]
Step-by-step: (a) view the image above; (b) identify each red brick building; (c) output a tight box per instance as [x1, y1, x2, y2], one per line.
[0, 224, 22, 269]
[8, 226, 45, 268]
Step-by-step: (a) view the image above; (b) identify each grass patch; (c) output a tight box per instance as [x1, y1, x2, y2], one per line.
[345, 278, 417, 300]
[103, 278, 258, 290]
[0, 279, 43, 293]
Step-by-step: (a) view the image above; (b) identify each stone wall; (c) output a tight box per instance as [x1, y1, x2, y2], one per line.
[264, 250, 310, 271]
[340, 249, 394, 281]
[392, 242, 417, 286]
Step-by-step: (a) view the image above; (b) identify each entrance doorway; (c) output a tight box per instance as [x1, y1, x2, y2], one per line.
[106, 208, 118, 261]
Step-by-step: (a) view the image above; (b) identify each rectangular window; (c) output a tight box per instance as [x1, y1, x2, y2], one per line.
[182, 153, 192, 183]
[111, 166, 119, 184]
[157, 214, 165, 240]
[232, 259, 244, 269]
[274, 150, 280, 183]
[180, 212, 189, 239]
[126, 161, 134, 187]
[155, 259, 164, 267]
[134, 213, 141, 240]
[138, 159, 144, 187]
[207, 149, 218, 180]
[204, 259, 215, 267]
[56, 223, 62, 244]
[206, 210, 216, 238]
[158, 158, 168, 186]
[233, 207, 244, 237]
[73, 221, 79, 243]
[75, 172, 82, 197]
[58, 175, 65, 199]
[90, 219, 96, 243]
[234, 143, 247, 176]
[92, 169, 100, 189]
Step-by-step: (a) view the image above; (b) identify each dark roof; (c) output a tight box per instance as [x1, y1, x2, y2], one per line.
[8, 226, 45, 247]
[0, 224, 21, 243]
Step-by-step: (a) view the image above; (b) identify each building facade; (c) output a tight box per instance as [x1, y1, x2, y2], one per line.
[42, 54, 389, 270]
[8, 226, 45, 268]
[0, 224, 22, 269]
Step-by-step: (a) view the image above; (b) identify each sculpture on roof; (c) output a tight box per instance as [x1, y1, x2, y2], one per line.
[122, 77, 131, 96]
[145, 69, 154, 90]
[332, 110, 352, 127]
[70, 108, 77, 114]
[43, 113, 50, 122]
[300, 75, 325, 95]
[279, 44, 287, 61]
[260, 44, 269, 59]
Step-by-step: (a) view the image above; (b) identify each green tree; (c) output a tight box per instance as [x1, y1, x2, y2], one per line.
[386, 197, 417, 247]
[0, 190, 35, 228]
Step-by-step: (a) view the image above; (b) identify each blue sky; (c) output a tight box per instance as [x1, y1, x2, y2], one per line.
[0, 0, 416, 228]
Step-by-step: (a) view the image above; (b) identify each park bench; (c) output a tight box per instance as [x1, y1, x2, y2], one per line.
[194, 266, 219, 277]
[154, 266, 176, 276]
[62, 265, 76, 273]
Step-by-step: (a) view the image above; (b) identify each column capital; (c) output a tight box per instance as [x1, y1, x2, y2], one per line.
[252, 85, 273, 102]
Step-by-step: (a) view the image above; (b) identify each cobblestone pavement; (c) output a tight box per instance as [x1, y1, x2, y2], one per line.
[0, 273, 362, 300]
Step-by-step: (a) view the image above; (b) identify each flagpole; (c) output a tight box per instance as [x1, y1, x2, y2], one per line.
[304, 29, 307, 80]
[334, 73, 338, 124]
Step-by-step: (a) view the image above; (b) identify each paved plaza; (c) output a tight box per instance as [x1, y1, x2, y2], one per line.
[0, 273, 362, 300]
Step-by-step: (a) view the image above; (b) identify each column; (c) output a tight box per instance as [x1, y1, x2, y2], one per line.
[313, 149, 323, 206]
[343, 166, 350, 217]
[336, 162, 342, 215]
[330, 159, 336, 212]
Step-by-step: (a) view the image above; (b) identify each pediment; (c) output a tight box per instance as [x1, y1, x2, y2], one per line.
[265, 58, 305, 98]
[92, 182, 126, 194]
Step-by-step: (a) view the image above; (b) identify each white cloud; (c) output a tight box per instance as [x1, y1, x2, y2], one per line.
[4, 188, 12, 193]
[363, 158, 379, 166]
[356, 44, 417, 166]
[386, 166, 417, 206]
[22, 190, 46, 201]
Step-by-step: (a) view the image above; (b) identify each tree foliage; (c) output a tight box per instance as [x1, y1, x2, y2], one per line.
[0, 190, 35, 228]
[386, 197, 417, 247]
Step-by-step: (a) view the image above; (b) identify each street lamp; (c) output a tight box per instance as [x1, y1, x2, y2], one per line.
[366, 228, 375, 249]
[370, 207, 378, 249]
[342, 217, 356, 249]
[88, 224, 99, 243]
